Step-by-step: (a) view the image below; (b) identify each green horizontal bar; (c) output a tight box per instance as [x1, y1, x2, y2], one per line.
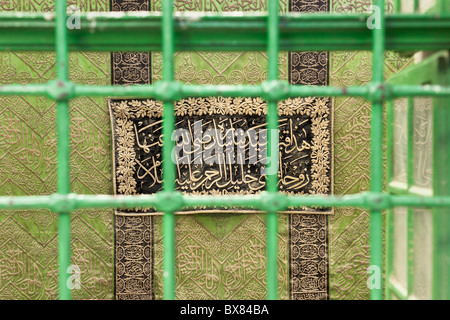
[0, 12, 449, 51]
[0, 81, 449, 101]
[1, 192, 450, 212]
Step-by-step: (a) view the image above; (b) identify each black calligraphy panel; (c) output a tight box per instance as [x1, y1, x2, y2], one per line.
[110, 0, 332, 301]
[110, 96, 332, 214]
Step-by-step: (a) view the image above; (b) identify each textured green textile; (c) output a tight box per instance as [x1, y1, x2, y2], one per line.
[329, 0, 413, 300]
[0, 1, 113, 300]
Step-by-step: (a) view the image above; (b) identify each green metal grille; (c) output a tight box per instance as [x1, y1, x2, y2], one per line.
[0, 0, 449, 300]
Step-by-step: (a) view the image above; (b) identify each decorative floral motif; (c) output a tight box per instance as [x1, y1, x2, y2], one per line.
[288, 0, 331, 301]
[330, 0, 412, 301]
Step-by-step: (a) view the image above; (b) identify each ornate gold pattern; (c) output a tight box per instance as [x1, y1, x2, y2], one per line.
[112, 96, 331, 118]
[112, 52, 151, 85]
[152, 51, 288, 84]
[152, 214, 289, 300]
[329, 0, 413, 301]
[332, 0, 393, 13]
[289, 52, 329, 86]
[288, 0, 330, 302]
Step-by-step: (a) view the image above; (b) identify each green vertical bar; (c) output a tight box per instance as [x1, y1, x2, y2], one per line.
[55, 0, 71, 300]
[413, 0, 420, 12]
[370, 0, 385, 301]
[406, 97, 414, 299]
[162, 0, 176, 301]
[266, 0, 279, 300]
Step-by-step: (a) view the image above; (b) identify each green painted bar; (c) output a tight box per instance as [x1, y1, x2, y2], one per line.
[1, 82, 449, 101]
[1, 13, 450, 52]
[55, 0, 71, 301]
[266, 0, 279, 301]
[162, 0, 176, 301]
[369, 0, 385, 301]
[385, 99, 394, 300]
